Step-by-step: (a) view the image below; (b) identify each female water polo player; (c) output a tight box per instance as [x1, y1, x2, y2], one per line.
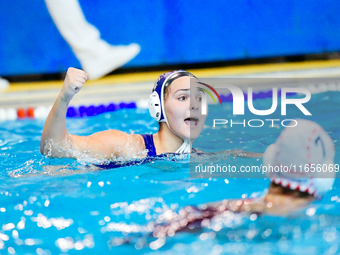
[151, 119, 336, 237]
[40, 68, 211, 160]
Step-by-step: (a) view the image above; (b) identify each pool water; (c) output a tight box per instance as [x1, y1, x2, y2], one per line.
[0, 91, 339, 255]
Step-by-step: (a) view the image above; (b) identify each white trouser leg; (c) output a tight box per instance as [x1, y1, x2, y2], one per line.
[0, 77, 9, 90]
[45, 0, 109, 61]
[45, 0, 140, 79]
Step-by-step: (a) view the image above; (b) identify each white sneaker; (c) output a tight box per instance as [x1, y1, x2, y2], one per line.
[82, 43, 141, 80]
[0, 77, 9, 91]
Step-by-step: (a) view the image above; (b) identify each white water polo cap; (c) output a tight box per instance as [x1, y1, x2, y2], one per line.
[263, 119, 335, 197]
[148, 70, 197, 154]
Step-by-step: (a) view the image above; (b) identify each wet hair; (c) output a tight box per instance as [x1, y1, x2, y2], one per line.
[163, 72, 195, 100]
[164, 83, 171, 100]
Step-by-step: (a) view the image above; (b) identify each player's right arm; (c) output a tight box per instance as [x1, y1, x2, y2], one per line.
[40, 67, 146, 160]
[40, 67, 88, 157]
[40, 67, 94, 158]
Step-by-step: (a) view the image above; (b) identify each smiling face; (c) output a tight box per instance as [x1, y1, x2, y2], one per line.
[163, 76, 207, 141]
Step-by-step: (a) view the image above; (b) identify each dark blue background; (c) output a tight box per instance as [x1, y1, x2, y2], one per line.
[0, 0, 339, 76]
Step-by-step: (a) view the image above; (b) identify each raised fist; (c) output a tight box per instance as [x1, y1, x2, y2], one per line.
[60, 67, 89, 102]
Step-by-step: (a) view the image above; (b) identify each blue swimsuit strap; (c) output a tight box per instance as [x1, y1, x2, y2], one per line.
[141, 134, 157, 157]
[95, 135, 195, 169]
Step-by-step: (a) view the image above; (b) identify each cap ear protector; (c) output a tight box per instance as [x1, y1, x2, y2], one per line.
[148, 91, 162, 121]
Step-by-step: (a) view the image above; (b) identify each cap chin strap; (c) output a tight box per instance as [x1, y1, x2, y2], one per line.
[175, 139, 191, 154]
[160, 109, 192, 154]
[160, 118, 192, 154]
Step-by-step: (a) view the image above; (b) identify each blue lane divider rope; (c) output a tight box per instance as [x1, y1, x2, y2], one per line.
[67, 102, 137, 118]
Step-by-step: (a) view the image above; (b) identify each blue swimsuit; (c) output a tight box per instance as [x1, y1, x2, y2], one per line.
[96, 134, 193, 169]
[141, 134, 157, 157]
[96, 134, 159, 169]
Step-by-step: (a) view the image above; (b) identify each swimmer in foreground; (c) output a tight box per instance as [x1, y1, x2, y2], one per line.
[150, 120, 335, 238]
[40, 68, 260, 161]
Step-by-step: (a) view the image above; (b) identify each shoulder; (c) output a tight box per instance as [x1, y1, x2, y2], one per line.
[72, 130, 147, 159]
[88, 130, 130, 142]
[97, 130, 146, 160]
[93, 130, 145, 147]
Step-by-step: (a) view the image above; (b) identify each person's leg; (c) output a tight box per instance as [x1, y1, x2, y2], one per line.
[44, 0, 140, 80]
[0, 77, 9, 90]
